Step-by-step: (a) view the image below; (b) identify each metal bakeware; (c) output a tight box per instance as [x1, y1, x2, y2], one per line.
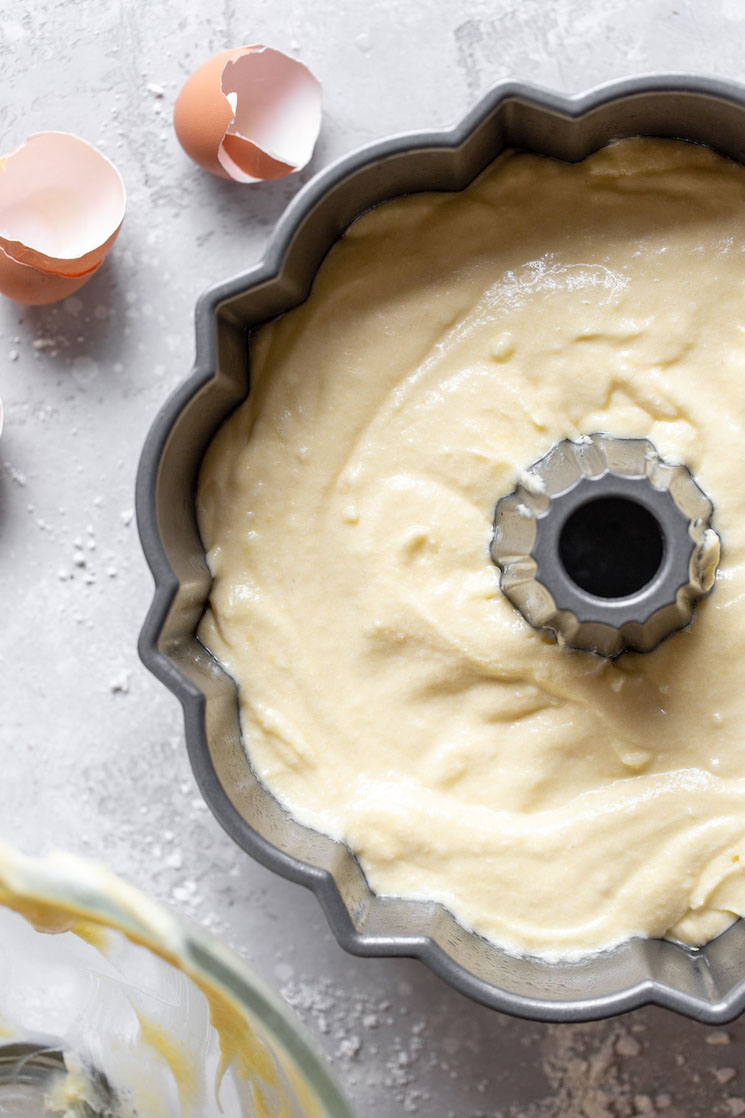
[491, 433, 719, 657]
[136, 75, 745, 1024]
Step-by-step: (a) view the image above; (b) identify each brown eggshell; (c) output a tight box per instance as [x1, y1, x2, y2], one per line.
[173, 47, 251, 179]
[174, 45, 322, 183]
[0, 245, 99, 305]
[1, 224, 120, 279]
[219, 135, 294, 181]
[0, 133, 126, 279]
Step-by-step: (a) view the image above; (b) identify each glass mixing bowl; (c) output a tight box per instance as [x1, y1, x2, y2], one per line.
[0, 843, 353, 1118]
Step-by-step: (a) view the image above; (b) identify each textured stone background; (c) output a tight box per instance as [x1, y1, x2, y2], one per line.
[2, 1, 745, 1115]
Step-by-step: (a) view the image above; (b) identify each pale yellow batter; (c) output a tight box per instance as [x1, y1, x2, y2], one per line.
[198, 138, 745, 958]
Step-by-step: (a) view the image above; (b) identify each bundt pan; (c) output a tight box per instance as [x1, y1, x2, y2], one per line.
[137, 75, 745, 1024]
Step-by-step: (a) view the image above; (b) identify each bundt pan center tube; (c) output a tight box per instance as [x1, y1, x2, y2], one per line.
[136, 75, 745, 1023]
[491, 433, 720, 658]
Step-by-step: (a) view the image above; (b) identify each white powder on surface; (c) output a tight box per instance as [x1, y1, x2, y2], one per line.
[273, 976, 745, 1118]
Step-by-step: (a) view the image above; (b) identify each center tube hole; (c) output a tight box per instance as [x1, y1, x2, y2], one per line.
[558, 495, 664, 599]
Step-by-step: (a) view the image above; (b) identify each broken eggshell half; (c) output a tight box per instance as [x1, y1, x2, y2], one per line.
[0, 132, 126, 306]
[173, 46, 322, 182]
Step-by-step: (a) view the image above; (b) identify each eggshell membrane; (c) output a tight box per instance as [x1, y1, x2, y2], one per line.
[0, 133, 125, 277]
[0, 244, 99, 305]
[173, 45, 321, 182]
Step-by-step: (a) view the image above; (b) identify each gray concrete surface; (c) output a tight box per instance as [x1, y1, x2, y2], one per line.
[2, 1, 745, 1115]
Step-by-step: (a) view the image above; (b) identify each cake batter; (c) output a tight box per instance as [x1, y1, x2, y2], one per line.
[198, 138, 745, 957]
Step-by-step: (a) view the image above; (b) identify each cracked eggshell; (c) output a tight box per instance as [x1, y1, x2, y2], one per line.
[174, 46, 322, 183]
[0, 132, 126, 306]
[0, 246, 97, 305]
